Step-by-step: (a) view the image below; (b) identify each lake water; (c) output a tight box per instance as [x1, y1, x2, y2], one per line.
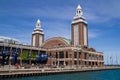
[3, 70, 120, 80]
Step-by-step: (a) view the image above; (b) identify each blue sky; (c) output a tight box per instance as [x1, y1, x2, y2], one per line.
[0, 0, 120, 64]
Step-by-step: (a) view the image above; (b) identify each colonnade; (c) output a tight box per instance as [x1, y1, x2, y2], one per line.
[46, 49, 104, 68]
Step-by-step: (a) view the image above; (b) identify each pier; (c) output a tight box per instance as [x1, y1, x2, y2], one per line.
[0, 66, 120, 79]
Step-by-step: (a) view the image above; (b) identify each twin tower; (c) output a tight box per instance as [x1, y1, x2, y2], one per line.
[32, 5, 88, 48]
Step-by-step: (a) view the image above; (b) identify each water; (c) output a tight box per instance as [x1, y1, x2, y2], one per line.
[3, 70, 120, 80]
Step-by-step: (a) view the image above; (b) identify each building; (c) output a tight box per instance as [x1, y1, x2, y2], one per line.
[31, 5, 104, 67]
[0, 36, 18, 44]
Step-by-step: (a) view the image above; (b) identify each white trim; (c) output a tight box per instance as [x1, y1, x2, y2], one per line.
[84, 26, 87, 46]
[34, 28, 43, 31]
[72, 19, 87, 24]
[32, 35, 36, 46]
[39, 35, 42, 46]
[74, 25, 79, 46]
[32, 31, 44, 34]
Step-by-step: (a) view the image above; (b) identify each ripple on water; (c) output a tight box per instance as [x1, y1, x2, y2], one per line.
[3, 70, 120, 80]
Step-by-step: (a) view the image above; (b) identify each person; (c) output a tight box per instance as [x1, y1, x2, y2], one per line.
[15, 63, 19, 69]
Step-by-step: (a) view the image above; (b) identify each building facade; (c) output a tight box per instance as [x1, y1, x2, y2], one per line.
[31, 5, 104, 67]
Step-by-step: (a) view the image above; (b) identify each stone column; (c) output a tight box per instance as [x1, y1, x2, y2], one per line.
[9, 46, 12, 65]
[64, 51, 66, 66]
[57, 51, 59, 67]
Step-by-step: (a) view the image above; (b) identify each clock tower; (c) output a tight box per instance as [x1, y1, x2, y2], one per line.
[32, 19, 44, 47]
[71, 5, 88, 48]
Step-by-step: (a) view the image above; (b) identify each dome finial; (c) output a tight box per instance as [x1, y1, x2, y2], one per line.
[77, 4, 81, 9]
[37, 19, 40, 23]
[36, 19, 41, 29]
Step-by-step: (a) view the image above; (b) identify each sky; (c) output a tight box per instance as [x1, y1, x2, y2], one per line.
[0, 0, 120, 65]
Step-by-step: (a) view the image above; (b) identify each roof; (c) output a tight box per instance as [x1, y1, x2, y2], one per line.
[59, 37, 71, 45]
[42, 37, 72, 48]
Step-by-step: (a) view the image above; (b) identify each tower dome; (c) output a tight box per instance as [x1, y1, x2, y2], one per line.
[36, 19, 41, 29]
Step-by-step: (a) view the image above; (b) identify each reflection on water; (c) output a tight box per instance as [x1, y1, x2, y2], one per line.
[3, 70, 120, 80]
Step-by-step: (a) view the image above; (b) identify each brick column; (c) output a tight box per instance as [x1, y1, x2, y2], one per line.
[53, 51, 56, 66]
[98, 54, 100, 67]
[94, 55, 96, 66]
[72, 50, 74, 66]
[81, 52, 84, 66]
[68, 50, 71, 66]
[51, 51, 53, 65]
[86, 53, 89, 66]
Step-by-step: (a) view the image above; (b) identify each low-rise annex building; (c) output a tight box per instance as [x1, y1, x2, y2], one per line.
[0, 36, 18, 44]
[31, 4, 104, 67]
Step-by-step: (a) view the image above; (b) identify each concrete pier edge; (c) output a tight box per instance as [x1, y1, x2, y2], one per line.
[0, 67, 120, 79]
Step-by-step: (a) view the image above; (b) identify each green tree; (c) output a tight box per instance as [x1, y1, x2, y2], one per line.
[20, 51, 36, 60]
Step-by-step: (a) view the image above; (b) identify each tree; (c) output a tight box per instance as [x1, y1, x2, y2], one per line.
[20, 51, 36, 60]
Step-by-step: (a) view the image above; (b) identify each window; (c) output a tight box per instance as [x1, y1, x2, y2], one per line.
[85, 61, 86, 65]
[59, 52, 64, 58]
[84, 53, 87, 59]
[79, 52, 81, 58]
[74, 61, 77, 65]
[56, 52, 58, 58]
[74, 52, 77, 58]
[89, 54, 91, 60]
[66, 52, 68, 58]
